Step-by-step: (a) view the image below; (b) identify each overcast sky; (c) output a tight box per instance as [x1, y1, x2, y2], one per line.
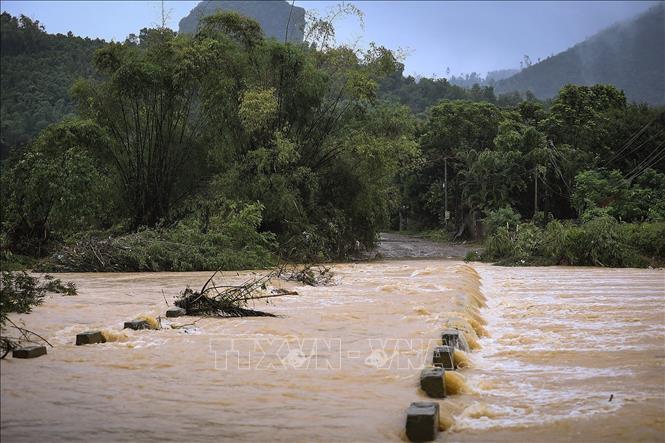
[1, 0, 658, 77]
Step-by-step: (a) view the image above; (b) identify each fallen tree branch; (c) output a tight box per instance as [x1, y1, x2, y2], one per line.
[279, 264, 334, 286]
[1, 271, 75, 357]
[5, 317, 53, 348]
[175, 268, 285, 317]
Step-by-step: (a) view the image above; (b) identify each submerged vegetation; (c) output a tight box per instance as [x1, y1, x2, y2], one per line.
[0, 5, 663, 270]
[0, 271, 77, 356]
[480, 216, 664, 267]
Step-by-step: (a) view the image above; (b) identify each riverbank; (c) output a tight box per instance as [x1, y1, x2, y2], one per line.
[475, 219, 665, 268]
[4, 220, 662, 273]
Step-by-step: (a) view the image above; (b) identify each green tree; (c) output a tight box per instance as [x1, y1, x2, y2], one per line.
[544, 84, 626, 159]
[72, 28, 219, 227]
[194, 12, 412, 258]
[414, 100, 506, 236]
[571, 169, 628, 217]
[1, 119, 109, 255]
[572, 168, 665, 221]
[0, 13, 103, 153]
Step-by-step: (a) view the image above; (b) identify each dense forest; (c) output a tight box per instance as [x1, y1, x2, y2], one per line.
[0, 8, 664, 271]
[494, 4, 665, 105]
[379, 65, 500, 114]
[0, 13, 103, 155]
[378, 65, 537, 114]
[407, 86, 665, 266]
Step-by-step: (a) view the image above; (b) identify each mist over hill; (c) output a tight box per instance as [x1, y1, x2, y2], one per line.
[2, 2, 663, 153]
[494, 4, 665, 105]
[178, 0, 305, 43]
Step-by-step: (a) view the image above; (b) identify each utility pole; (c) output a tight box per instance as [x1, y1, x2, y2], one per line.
[444, 157, 448, 227]
[533, 168, 538, 217]
[160, 0, 172, 29]
[284, 0, 295, 43]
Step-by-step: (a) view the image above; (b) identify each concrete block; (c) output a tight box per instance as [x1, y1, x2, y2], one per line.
[420, 367, 446, 398]
[12, 345, 47, 359]
[165, 307, 186, 318]
[406, 401, 439, 442]
[76, 331, 106, 346]
[457, 331, 470, 352]
[123, 319, 149, 330]
[441, 329, 469, 352]
[432, 345, 455, 370]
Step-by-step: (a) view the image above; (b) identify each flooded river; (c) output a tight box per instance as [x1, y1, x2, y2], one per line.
[1, 261, 664, 442]
[454, 264, 665, 442]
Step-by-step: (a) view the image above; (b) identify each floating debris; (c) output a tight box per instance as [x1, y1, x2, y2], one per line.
[279, 264, 334, 286]
[175, 268, 285, 317]
[270, 288, 299, 296]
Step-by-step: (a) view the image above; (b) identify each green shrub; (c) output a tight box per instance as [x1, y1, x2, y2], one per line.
[38, 201, 277, 272]
[564, 217, 629, 266]
[464, 250, 482, 262]
[617, 222, 665, 259]
[1, 271, 77, 325]
[484, 227, 515, 259]
[580, 206, 613, 223]
[540, 219, 568, 262]
[513, 223, 542, 260]
[483, 206, 521, 235]
[482, 217, 662, 268]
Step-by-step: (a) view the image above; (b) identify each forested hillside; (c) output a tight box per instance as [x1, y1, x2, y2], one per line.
[378, 64, 535, 113]
[1, 9, 663, 271]
[1, 11, 419, 269]
[495, 4, 665, 105]
[378, 64, 499, 114]
[0, 13, 103, 155]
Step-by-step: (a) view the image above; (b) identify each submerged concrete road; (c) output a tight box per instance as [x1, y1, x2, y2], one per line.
[373, 232, 473, 259]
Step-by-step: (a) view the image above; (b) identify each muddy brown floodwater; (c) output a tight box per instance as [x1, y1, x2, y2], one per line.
[1, 261, 664, 443]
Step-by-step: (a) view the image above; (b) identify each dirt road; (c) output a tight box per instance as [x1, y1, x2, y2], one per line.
[371, 232, 473, 259]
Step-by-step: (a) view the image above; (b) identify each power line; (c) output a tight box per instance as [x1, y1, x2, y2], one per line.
[627, 147, 665, 181]
[607, 122, 650, 163]
[625, 140, 664, 177]
[607, 111, 663, 164]
[626, 141, 665, 181]
[614, 128, 665, 164]
[547, 141, 572, 193]
[540, 174, 571, 199]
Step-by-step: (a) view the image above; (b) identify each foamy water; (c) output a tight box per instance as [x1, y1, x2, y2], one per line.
[1, 262, 664, 442]
[454, 265, 665, 442]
